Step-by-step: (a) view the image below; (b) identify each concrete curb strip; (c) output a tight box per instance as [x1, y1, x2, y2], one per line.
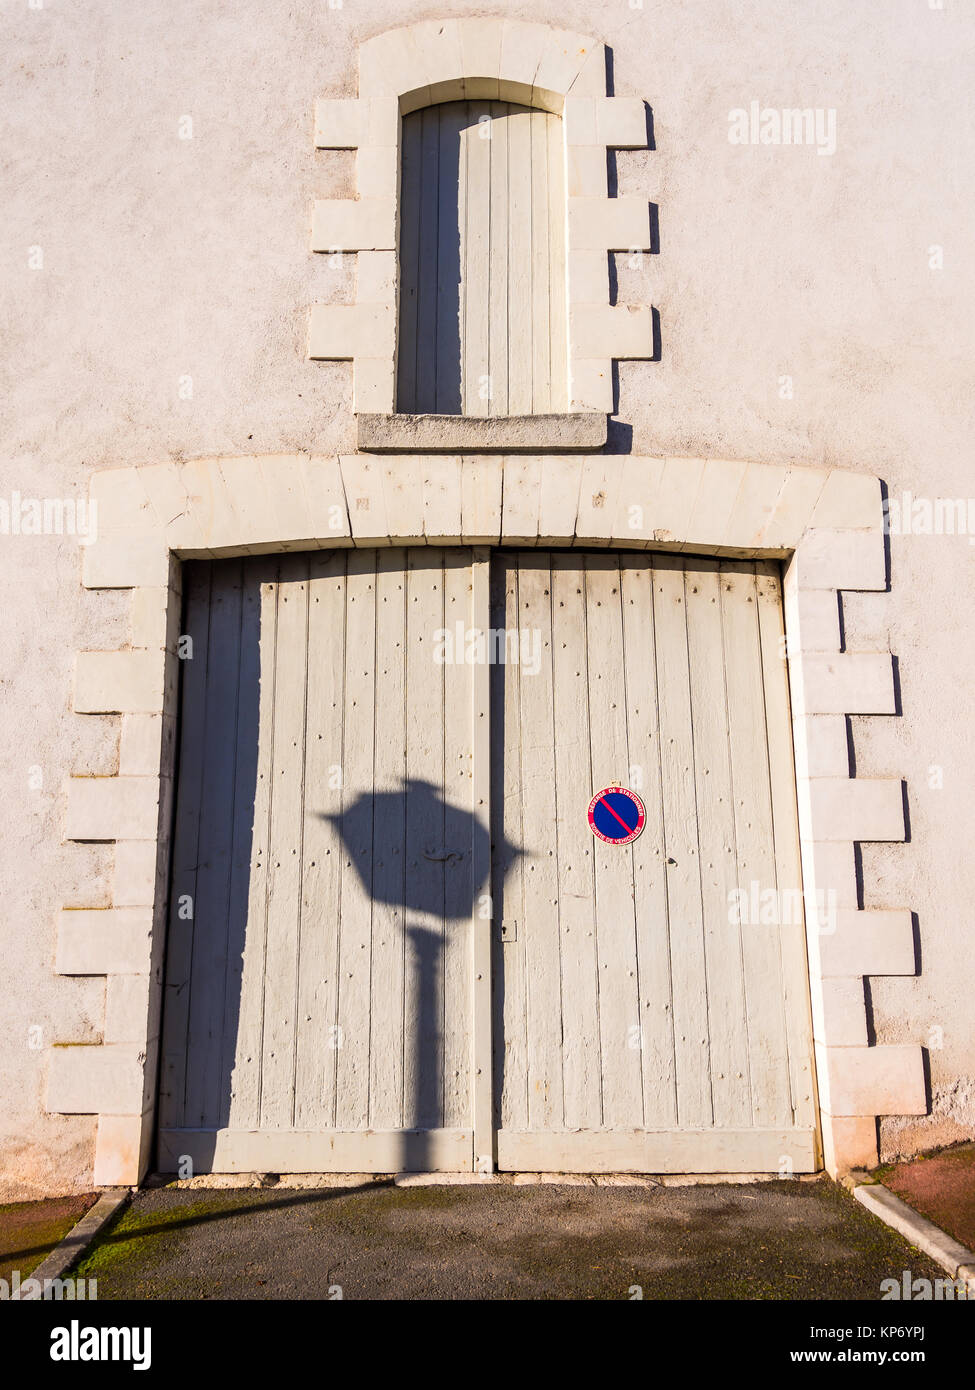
[16, 1189, 130, 1298]
[853, 1183, 975, 1280]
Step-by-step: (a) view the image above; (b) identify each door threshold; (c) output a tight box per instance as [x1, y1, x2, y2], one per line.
[146, 1169, 827, 1191]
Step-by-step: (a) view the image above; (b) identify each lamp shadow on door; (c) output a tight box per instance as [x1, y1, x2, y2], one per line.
[320, 777, 522, 1173]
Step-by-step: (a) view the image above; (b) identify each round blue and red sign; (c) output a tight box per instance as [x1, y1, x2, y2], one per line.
[587, 785, 646, 845]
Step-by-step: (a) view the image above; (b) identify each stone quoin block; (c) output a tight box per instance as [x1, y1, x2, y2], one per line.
[83, 537, 170, 590]
[129, 586, 180, 653]
[308, 304, 396, 361]
[566, 146, 609, 199]
[112, 840, 160, 908]
[570, 304, 654, 359]
[819, 910, 916, 978]
[816, 1044, 927, 1117]
[792, 715, 850, 781]
[55, 907, 153, 977]
[354, 360, 397, 415]
[356, 251, 397, 304]
[93, 1110, 154, 1187]
[564, 96, 647, 148]
[568, 197, 652, 251]
[47, 1043, 149, 1116]
[119, 713, 175, 778]
[783, 587, 842, 654]
[803, 777, 906, 843]
[104, 974, 159, 1046]
[811, 978, 869, 1048]
[798, 653, 896, 715]
[569, 359, 614, 412]
[798, 839, 860, 912]
[74, 650, 167, 715]
[793, 528, 887, 592]
[65, 776, 166, 843]
[823, 1116, 880, 1174]
[311, 198, 397, 252]
[313, 97, 363, 148]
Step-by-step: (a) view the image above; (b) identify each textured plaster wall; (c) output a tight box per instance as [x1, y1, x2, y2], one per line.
[0, 0, 972, 1196]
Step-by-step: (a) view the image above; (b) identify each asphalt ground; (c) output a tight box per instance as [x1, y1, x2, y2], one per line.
[68, 1176, 947, 1301]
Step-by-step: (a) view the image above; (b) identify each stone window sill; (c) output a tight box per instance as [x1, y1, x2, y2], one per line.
[356, 412, 607, 453]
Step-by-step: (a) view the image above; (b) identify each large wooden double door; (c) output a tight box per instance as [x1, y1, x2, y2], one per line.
[158, 548, 818, 1175]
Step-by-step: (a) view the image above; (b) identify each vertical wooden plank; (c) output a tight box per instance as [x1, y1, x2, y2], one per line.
[226, 559, 278, 1132]
[415, 106, 441, 414]
[469, 549, 493, 1167]
[333, 549, 377, 1130]
[684, 560, 752, 1128]
[396, 112, 422, 413]
[584, 554, 643, 1127]
[219, 558, 265, 1128]
[259, 555, 309, 1129]
[721, 562, 793, 1129]
[529, 110, 552, 414]
[506, 109, 533, 416]
[436, 104, 465, 415]
[462, 102, 492, 416]
[551, 553, 601, 1130]
[442, 548, 474, 1131]
[547, 110, 569, 412]
[620, 555, 678, 1129]
[403, 549, 446, 1129]
[367, 549, 408, 1129]
[492, 553, 528, 1132]
[159, 563, 212, 1132]
[652, 555, 713, 1128]
[293, 550, 346, 1128]
[184, 559, 244, 1128]
[516, 552, 564, 1130]
[487, 103, 509, 417]
[755, 560, 818, 1135]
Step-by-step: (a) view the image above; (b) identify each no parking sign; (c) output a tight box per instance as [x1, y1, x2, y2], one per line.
[587, 784, 646, 845]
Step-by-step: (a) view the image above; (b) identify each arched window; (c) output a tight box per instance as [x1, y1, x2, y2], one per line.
[396, 101, 568, 418]
[309, 18, 653, 448]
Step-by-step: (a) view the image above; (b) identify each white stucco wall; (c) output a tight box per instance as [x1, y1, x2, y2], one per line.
[1, 0, 972, 1197]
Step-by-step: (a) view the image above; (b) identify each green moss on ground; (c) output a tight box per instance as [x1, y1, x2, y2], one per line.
[0, 1194, 98, 1281]
[72, 1198, 231, 1278]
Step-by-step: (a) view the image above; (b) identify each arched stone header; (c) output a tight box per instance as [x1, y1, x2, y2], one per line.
[308, 19, 654, 419]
